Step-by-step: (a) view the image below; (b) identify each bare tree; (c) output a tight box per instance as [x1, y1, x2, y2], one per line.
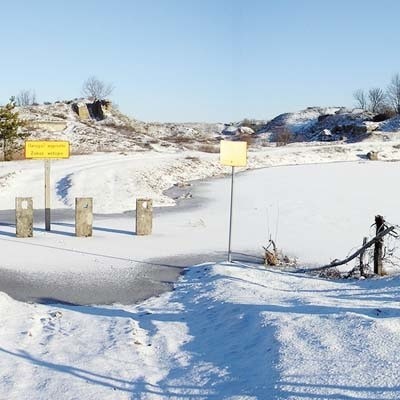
[274, 127, 294, 146]
[16, 89, 37, 106]
[368, 87, 386, 113]
[387, 73, 400, 114]
[353, 89, 368, 110]
[82, 76, 114, 101]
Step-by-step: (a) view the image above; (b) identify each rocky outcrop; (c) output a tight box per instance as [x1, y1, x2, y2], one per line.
[260, 107, 342, 137]
[367, 151, 379, 160]
[72, 100, 111, 121]
[258, 107, 379, 141]
[311, 110, 375, 137]
[222, 125, 255, 136]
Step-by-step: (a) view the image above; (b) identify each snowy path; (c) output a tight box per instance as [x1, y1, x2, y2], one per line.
[125, 263, 400, 399]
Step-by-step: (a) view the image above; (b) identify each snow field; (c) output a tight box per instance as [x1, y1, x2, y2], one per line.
[1, 144, 400, 398]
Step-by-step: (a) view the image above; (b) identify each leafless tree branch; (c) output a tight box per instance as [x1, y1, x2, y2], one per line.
[353, 89, 367, 110]
[82, 76, 114, 101]
[368, 87, 386, 113]
[15, 90, 36, 106]
[387, 73, 400, 114]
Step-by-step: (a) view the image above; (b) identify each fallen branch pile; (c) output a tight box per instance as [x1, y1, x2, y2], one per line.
[296, 215, 399, 276]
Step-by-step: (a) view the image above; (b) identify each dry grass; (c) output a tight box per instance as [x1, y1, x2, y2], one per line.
[147, 139, 159, 144]
[70, 148, 92, 155]
[52, 113, 68, 120]
[161, 135, 195, 144]
[274, 130, 294, 146]
[185, 156, 201, 162]
[103, 121, 138, 133]
[0, 148, 26, 161]
[10, 149, 26, 160]
[138, 142, 153, 150]
[237, 134, 256, 146]
[196, 144, 220, 153]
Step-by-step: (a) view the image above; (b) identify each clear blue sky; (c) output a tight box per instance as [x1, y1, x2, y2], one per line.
[1, 0, 400, 122]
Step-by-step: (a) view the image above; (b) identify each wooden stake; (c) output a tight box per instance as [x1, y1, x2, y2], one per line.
[374, 215, 384, 275]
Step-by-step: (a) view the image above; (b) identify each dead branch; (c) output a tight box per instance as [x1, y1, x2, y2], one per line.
[263, 244, 278, 266]
[300, 225, 395, 273]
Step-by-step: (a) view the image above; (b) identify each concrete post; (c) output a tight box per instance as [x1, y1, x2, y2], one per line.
[136, 199, 153, 235]
[15, 197, 33, 238]
[75, 197, 93, 237]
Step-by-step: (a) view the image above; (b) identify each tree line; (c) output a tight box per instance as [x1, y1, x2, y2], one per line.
[354, 73, 400, 115]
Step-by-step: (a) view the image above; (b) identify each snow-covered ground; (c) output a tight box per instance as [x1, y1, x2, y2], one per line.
[1, 262, 400, 399]
[2, 139, 400, 213]
[1, 143, 400, 398]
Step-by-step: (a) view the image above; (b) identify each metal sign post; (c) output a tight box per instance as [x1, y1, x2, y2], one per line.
[25, 141, 70, 231]
[220, 140, 247, 263]
[227, 165, 235, 262]
[44, 159, 51, 231]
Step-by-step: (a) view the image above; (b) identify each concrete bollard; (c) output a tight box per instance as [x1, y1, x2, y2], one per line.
[15, 197, 33, 238]
[75, 197, 93, 237]
[136, 199, 153, 235]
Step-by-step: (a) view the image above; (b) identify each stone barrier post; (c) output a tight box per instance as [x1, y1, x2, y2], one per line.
[136, 199, 152, 235]
[75, 197, 93, 237]
[15, 197, 33, 238]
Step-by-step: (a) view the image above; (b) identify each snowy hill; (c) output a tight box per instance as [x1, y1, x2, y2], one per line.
[260, 107, 342, 136]
[16, 102, 400, 154]
[17, 101, 225, 155]
[258, 106, 400, 142]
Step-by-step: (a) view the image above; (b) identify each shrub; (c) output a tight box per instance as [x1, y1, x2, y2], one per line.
[237, 133, 255, 147]
[273, 129, 294, 146]
[52, 113, 67, 119]
[373, 110, 397, 122]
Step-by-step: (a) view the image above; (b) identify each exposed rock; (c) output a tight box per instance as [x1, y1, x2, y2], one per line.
[367, 151, 379, 160]
[73, 102, 90, 120]
[222, 125, 255, 136]
[373, 112, 395, 122]
[238, 126, 254, 135]
[352, 125, 368, 135]
[317, 129, 336, 141]
[258, 107, 376, 141]
[72, 100, 110, 121]
[379, 116, 400, 132]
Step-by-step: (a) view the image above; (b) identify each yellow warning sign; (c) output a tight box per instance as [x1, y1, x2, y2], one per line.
[220, 140, 247, 167]
[25, 141, 70, 159]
